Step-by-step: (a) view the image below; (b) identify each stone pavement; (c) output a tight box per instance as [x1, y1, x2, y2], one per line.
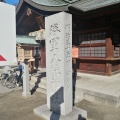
[0, 83, 13, 93]
[1, 68, 120, 119]
[76, 72, 120, 97]
[0, 89, 46, 120]
[30, 69, 120, 107]
[0, 85, 120, 120]
[76, 72, 120, 107]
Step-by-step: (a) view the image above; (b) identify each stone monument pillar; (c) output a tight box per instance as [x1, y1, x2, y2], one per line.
[34, 12, 87, 120]
[22, 61, 31, 97]
[46, 11, 72, 116]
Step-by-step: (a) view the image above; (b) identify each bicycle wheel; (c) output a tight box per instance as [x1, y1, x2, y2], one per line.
[1, 78, 6, 86]
[1, 74, 7, 86]
[5, 78, 15, 89]
[0, 74, 2, 80]
[11, 78, 16, 88]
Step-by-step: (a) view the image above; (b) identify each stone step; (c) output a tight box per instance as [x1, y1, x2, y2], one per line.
[84, 89, 120, 107]
[30, 85, 47, 94]
[31, 76, 46, 84]
[36, 87, 47, 94]
[30, 80, 46, 90]
[76, 87, 120, 107]
[30, 77, 81, 104]
[30, 76, 46, 90]
[74, 88, 83, 103]
[30, 73, 120, 107]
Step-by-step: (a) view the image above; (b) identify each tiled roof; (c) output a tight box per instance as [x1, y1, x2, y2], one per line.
[16, 35, 38, 45]
[71, 0, 120, 12]
[31, 0, 68, 6]
[30, 0, 120, 11]
[17, 0, 120, 14]
[64, 0, 79, 3]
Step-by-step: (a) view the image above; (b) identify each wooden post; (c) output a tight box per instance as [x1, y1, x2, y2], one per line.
[73, 58, 77, 79]
[106, 38, 114, 58]
[72, 47, 78, 78]
[29, 61, 33, 73]
[105, 38, 114, 75]
[40, 47, 46, 68]
[105, 63, 112, 76]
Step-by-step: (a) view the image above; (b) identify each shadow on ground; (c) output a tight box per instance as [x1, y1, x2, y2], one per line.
[30, 72, 46, 95]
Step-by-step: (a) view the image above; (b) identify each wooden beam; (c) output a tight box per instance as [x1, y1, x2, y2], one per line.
[16, 7, 28, 26]
[36, 16, 45, 29]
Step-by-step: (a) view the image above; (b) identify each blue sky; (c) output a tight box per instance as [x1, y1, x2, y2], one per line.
[5, 0, 19, 5]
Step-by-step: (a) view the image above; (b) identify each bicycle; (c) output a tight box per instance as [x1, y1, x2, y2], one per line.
[1, 70, 19, 89]
[0, 73, 2, 82]
[1, 73, 9, 86]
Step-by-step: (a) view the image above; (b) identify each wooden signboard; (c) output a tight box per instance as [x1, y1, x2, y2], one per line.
[72, 47, 79, 58]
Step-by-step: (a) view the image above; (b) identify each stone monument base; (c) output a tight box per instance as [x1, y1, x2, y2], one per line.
[34, 104, 87, 120]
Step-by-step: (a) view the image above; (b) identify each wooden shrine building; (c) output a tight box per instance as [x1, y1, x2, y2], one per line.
[16, 35, 39, 71]
[16, 0, 120, 76]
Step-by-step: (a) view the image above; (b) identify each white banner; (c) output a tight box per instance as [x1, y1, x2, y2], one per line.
[0, 2, 16, 66]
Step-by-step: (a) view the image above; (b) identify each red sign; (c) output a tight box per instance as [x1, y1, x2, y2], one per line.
[0, 55, 6, 61]
[72, 47, 79, 58]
